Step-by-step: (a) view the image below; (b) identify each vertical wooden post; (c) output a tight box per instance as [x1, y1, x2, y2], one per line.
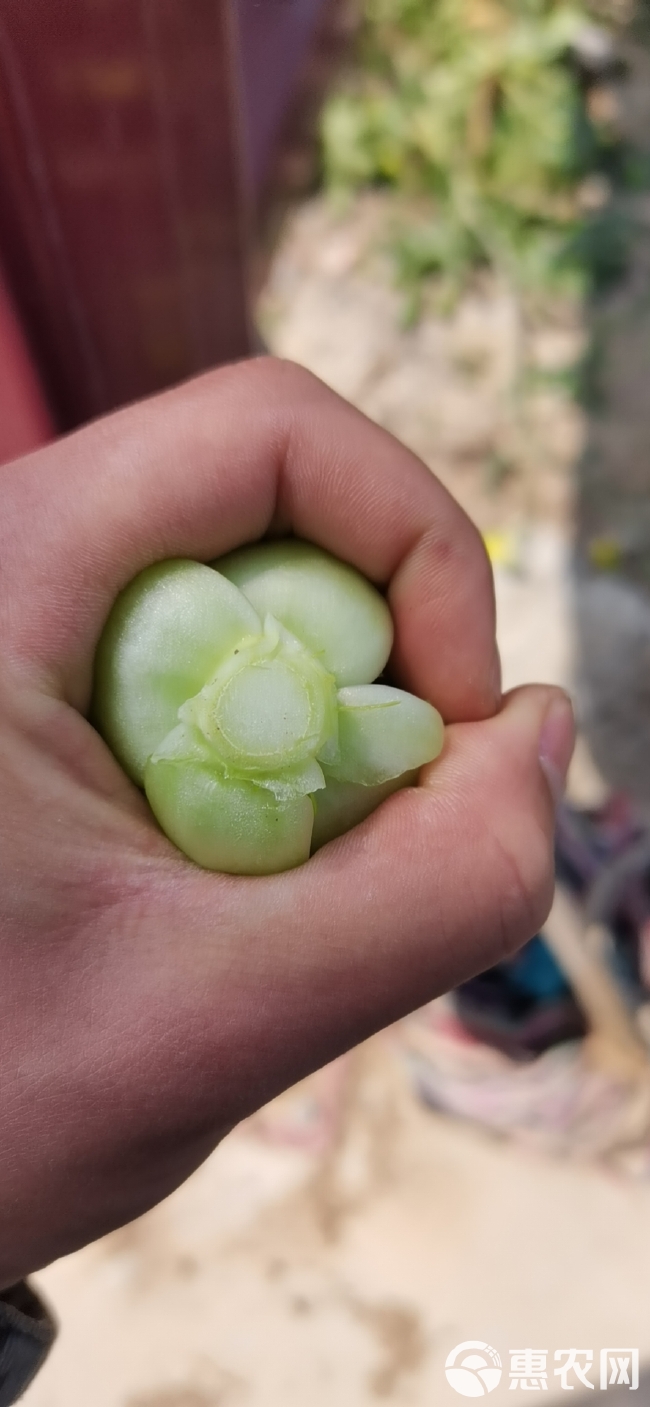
[0, 0, 253, 427]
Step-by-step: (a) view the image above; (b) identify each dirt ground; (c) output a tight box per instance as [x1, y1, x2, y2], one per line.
[26, 195, 650, 1407]
[258, 193, 585, 535]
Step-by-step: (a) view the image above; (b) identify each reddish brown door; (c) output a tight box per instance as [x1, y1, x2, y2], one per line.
[0, 0, 330, 429]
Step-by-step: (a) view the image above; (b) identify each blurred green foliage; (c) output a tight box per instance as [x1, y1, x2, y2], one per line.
[321, 0, 599, 301]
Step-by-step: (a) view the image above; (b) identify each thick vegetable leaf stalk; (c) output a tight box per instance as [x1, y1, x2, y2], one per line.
[93, 540, 444, 874]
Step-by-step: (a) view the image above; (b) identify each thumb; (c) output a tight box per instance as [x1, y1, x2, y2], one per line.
[131, 685, 575, 1124]
[414, 682, 575, 988]
[277, 683, 574, 1033]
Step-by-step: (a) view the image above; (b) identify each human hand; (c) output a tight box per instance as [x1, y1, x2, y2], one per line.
[0, 359, 573, 1288]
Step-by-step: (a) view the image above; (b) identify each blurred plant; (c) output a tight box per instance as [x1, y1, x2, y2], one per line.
[321, 0, 606, 302]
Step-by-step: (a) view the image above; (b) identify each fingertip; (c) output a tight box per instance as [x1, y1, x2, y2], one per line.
[488, 684, 575, 818]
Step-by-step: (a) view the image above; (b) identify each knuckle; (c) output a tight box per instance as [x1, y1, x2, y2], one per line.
[238, 355, 323, 396]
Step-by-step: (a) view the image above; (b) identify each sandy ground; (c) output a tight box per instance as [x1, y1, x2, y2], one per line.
[258, 194, 585, 534]
[27, 1042, 650, 1407]
[25, 196, 650, 1407]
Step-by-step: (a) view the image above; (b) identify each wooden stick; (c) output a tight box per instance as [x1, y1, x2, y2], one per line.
[544, 885, 650, 1079]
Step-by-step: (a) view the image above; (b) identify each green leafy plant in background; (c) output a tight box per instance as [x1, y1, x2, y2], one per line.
[321, 0, 599, 302]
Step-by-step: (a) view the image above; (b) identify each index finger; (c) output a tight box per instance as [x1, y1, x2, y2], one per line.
[0, 357, 500, 721]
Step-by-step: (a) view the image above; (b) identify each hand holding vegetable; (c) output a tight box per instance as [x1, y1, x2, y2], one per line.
[0, 359, 573, 1290]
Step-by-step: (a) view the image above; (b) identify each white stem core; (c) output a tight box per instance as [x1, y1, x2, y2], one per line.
[214, 659, 314, 762]
[180, 616, 337, 774]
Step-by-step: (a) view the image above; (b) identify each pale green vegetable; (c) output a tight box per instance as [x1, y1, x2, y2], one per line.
[93, 560, 260, 784]
[327, 685, 444, 785]
[178, 616, 337, 775]
[92, 539, 444, 874]
[145, 726, 315, 876]
[216, 539, 394, 686]
[311, 771, 419, 852]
